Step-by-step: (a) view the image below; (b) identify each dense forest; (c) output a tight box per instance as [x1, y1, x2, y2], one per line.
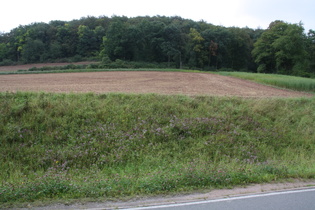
[0, 16, 314, 77]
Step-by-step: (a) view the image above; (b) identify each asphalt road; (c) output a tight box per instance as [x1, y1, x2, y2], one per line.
[122, 188, 315, 210]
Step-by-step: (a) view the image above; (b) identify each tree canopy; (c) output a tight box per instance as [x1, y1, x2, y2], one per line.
[0, 16, 314, 77]
[252, 20, 309, 75]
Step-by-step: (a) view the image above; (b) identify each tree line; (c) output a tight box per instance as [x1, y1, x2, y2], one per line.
[0, 15, 314, 77]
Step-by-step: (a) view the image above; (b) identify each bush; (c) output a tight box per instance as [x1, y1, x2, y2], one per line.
[0, 59, 15, 66]
[218, 67, 235, 72]
[70, 55, 83, 62]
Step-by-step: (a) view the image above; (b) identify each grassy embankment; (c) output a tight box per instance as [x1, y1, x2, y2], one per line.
[0, 91, 314, 207]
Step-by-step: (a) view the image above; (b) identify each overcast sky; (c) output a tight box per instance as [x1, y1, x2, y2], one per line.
[1, 0, 314, 33]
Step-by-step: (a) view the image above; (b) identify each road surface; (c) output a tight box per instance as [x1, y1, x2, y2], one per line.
[122, 187, 315, 210]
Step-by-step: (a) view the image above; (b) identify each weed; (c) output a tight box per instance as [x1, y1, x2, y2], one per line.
[0, 92, 314, 205]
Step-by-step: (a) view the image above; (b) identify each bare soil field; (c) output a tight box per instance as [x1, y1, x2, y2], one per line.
[0, 61, 96, 72]
[0, 71, 313, 97]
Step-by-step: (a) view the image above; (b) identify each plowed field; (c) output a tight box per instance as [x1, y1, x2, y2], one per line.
[0, 71, 312, 97]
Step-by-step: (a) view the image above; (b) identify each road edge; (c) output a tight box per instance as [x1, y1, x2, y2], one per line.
[23, 180, 315, 210]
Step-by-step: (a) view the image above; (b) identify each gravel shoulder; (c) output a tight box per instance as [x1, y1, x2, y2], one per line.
[0, 71, 313, 97]
[22, 180, 315, 209]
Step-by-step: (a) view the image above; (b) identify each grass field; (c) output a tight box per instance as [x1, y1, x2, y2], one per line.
[216, 72, 315, 92]
[1, 92, 314, 207]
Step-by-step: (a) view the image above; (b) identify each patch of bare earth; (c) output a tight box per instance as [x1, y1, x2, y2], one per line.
[0, 71, 313, 97]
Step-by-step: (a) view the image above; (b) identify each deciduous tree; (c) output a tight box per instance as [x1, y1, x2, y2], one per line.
[252, 20, 308, 74]
[188, 28, 207, 68]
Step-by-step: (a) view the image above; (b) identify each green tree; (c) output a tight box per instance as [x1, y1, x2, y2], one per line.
[26, 22, 50, 43]
[225, 27, 254, 70]
[131, 20, 166, 62]
[21, 39, 45, 63]
[8, 26, 28, 62]
[188, 28, 207, 68]
[252, 20, 308, 74]
[307, 30, 315, 74]
[162, 24, 185, 68]
[103, 16, 129, 60]
[208, 40, 218, 68]
[77, 25, 97, 57]
[56, 23, 78, 58]
[48, 41, 62, 59]
[202, 27, 232, 69]
[0, 43, 8, 62]
[145, 21, 166, 62]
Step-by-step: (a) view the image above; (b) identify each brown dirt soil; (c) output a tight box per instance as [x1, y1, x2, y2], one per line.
[0, 61, 97, 72]
[0, 71, 313, 97]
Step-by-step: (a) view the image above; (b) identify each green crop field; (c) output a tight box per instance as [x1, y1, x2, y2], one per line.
[216, 72, 315, 92]
[1, 90, 314, 207]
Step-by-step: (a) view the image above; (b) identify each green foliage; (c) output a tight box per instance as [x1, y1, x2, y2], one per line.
[21, 39, 45, 63]
[0, 43, 8, 62]
[103, 16, 129, 61]
[0, 59, 15, 66]
[77, 25, 105, 57]
[0, 16, 314, 75]
[201, 27, 251, 70]
[188, 28, 207, 68]
[307, 30, 315, 73]
[215, 71, 315, 92]
[0, 92, 314, 205]
[253, 21, 309, 75]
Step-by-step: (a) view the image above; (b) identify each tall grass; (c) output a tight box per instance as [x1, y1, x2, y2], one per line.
[0, 92, 314, 206]
[216, 72, 315, 92]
